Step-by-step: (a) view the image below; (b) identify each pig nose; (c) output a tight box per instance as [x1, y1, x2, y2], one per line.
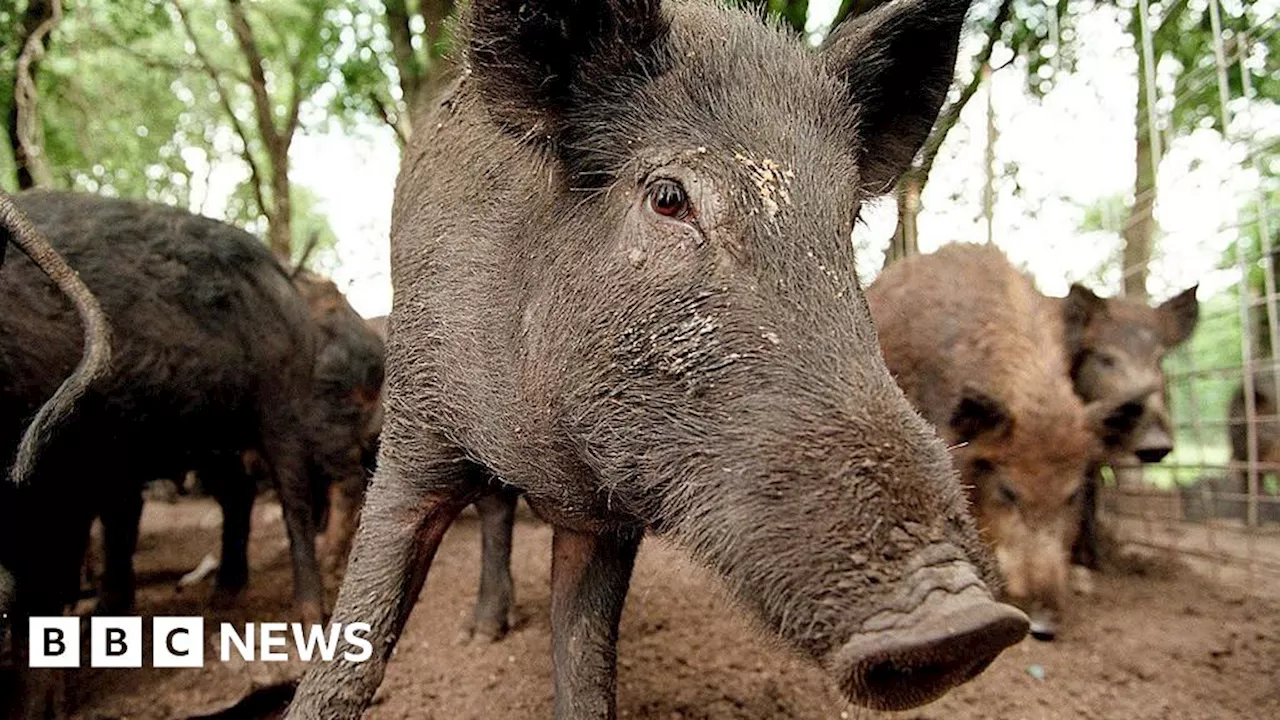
[1134, 407, 1173, 463]
[1135, 445, 1171, 463]
[1028, 607, 1058, 641]
[831, 585, 1028, 710]
[1134, 429, 1172, 463]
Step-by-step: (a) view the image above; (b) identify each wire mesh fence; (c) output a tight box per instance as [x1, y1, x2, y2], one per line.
[1092, 0, 1279, 589]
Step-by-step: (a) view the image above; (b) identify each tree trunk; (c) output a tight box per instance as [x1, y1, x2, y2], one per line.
[982, 62, 996, 244]
[267, 165, 293, 261]
[1122, 25, 1157, 302]
[875, 0, 1013, 269]
[1121, 132, 1154, 300]
[7, 0, 58, 190]
[885, 172, 922, 269]
[384, 0, 424, 122]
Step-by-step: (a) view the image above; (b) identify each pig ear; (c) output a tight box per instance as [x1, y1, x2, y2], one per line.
[466, 0, 668, 131]
[1157, 285, 1199, 348]
[1062, 283, 1108, 357]
[822, 0, 972, 194]
[950, 387, 1012, 444]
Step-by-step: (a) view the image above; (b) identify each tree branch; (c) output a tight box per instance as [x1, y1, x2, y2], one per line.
[284, 8, 326, 142]
[12, 0, 62, 189]
[226, 0, 281, 158]
[175, 2, 268, 218]
[420, 0, 454, 56]
[369, 91, 410, 147]
[384, 0, 423, 108]
[914, 0, 1014, 181]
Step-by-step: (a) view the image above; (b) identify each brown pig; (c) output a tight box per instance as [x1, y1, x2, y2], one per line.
[1055, 282, 1198, 568]
[868, 243, 1125, 641]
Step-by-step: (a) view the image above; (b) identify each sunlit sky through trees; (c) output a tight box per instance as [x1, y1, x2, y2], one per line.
[183, 0, 1276, 318]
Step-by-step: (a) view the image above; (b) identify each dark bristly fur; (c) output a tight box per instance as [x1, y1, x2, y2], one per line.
[0, 191, 113, 490]
[0, 191, 364, 717]
[88, 270, 385, 609]
[287, 2, 1028, 718]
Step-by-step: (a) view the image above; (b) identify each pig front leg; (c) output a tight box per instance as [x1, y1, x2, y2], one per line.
[462, 486, 519, 643]
[97, 487, 143, 614]
[263, 432, 326, 625]
[551, 526, 642, 720]
[1071, 466, 1102, 570]
[209, 455, 256, 602]
[284, 455, 483, 720]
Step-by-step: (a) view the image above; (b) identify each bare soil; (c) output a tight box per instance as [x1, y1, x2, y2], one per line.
[65, 497, 1280, 720]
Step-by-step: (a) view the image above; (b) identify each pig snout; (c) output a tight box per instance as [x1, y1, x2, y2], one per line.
[997, 530, 1069, 643]
[1028, 604, 1059, 641]
[1133, 421, 1174, 463]
[827, 561, 1028, 710]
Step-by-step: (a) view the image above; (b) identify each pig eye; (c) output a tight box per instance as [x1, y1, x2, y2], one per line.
[1066, 487, 1083, 506]
[1094, 351, 1118, 368]
[997, 482, 1019, 506]
[646, 179, 693, 221]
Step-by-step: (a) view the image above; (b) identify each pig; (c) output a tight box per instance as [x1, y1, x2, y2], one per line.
[1184, 372, 1280, 525]
[87, 271, 385, 610]
[0, 190, 332, 650]
[1056, 283, 1199, 568]
[285, 2, 1031, 718]
[0, 190, 112, 620]
[1060, 283, 1198, 463]
[281, 272, 385, 569]
[867, 243, 1128, 641]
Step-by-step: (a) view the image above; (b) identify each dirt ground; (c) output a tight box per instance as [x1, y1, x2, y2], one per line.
[63, 496, 1279, 720]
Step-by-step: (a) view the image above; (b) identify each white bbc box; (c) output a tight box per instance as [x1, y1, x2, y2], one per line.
[28, 617, 80, 668]
[153, 617, 204, 668]
[90, 617, 143, 668]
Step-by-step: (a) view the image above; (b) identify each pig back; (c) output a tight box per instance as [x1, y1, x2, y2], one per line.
[866, 243, 1081, 442]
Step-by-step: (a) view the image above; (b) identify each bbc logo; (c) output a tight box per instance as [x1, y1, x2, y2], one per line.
[29, 617, 203, 668]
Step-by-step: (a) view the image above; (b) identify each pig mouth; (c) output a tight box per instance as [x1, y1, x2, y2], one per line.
[827, 583, 1028, 710]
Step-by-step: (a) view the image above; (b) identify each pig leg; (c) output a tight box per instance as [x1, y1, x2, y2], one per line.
[283, 458, 483, 720]
[261, 431, 325, 624]
[321, 474, 365, 572]
[463, 486, 519, 643]
[550, 526, 642, 720]
[1071, 467, 1101, 570]
[10, 512, 92, 720]
[98, 488, 143, 614]
[210, 457, 257, 601]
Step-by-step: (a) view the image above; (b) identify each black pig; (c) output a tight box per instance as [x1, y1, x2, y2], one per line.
[0, 191, 330, 636]
[288, 1, 1028, 718]
[0, 190, 111, 617]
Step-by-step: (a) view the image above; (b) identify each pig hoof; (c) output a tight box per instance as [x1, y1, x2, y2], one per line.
[210, 585, 245, 610]
[1070, 565, 1096, 596]
[1030, 624, 1057, 642]
[297, 600, 328, 627]
[1028, 609, 1059, 642]
[473, 621, 509, 643]
[93, 594, 135, 616]
[455, 620, 509, 645]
